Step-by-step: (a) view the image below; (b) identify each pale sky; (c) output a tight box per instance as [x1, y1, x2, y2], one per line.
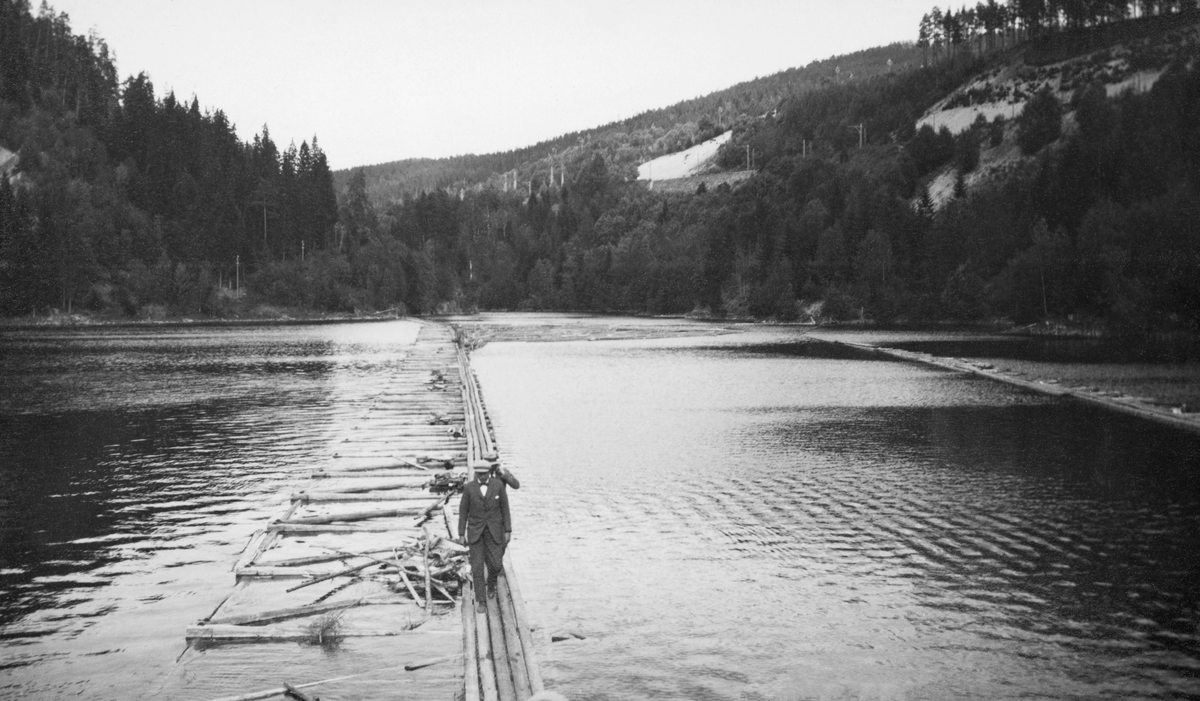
[49, 1, 934, 170]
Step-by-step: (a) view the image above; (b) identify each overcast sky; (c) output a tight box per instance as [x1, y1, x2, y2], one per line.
[49, 0, 935, 170]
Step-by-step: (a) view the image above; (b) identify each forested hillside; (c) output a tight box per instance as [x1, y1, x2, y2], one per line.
[330, 1, 1200, 335]
[0, 0, 339, 318]
[3, 0, 1199, 335]
[337, 42, 925, 207]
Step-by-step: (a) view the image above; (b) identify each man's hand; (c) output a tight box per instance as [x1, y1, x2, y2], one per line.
[505, 532, 512, 545]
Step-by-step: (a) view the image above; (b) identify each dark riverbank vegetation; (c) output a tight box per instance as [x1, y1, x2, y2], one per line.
[0, 0, 342, 319]
[2, 1, 1199, 340]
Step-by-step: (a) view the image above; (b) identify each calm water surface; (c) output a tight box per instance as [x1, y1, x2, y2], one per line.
[2, 318, 1198, 700]
[471, 325, 1200, 700]
[0, 321, 424, 700]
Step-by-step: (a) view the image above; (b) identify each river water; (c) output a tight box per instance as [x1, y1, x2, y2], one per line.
[468, 320, 1200, 700]
[1, 317, 1198, 700]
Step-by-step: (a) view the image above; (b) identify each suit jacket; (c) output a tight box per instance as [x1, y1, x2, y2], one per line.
[458, 478, 511, 544]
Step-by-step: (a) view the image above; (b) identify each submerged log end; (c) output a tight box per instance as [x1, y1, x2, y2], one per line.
[283, 682, 318, 701]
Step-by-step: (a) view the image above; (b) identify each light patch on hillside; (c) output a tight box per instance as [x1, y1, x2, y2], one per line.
[919, 101, 1025, 135]
[917, 44, 1178, 137]
[0, 146, 17, 176]
[929, 136, 1024, 209]
[637, 130, 731, 181]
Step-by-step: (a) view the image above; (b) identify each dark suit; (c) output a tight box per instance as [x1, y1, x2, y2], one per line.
[458, 477, 511, 602]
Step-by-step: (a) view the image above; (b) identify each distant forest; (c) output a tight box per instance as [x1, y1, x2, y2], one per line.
[0, 0, 338, 317]
[2, 0, 1199, 335]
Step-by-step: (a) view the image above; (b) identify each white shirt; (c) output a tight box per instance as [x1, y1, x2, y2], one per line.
[478, 481, 489, 497]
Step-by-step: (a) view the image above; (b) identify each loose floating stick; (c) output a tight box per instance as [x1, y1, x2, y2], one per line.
[283, 682, 317, 701]
[404, 653, 462, 672]
[285, 560, 376, 593]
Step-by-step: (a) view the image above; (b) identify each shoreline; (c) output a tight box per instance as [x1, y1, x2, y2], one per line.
[0, 310, 404, 331]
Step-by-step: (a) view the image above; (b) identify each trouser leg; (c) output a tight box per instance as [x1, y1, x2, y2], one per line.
[484, 532, 506, 594]
[469, 540, 487, 604]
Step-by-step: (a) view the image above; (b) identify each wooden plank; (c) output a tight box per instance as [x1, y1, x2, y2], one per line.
[503, 552, 544, 694]
[284, 560, 378, 592]
[267, 523, 396, 533]
[234, 499, 302, 571]
[485, 587, 518, 701]
[206, 599, 366, 626]
[292, 493, 432, 504]
[254, 550, 394, 568]
[298, 479, 439, 494]
[286, 507, 425, 524]
[462, 580, 481, 701]
[469, 580, 500, 701]
[496, 572, 532, 700]
[186, 624, 455, 642]
[233, 530, 268, 571]
[398, 566, 424, 609]
[404, 653, 461, 672]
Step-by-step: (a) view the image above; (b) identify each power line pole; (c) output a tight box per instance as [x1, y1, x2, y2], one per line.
[849, 123, 865, 148]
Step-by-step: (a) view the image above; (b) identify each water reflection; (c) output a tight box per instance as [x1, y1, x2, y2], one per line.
[0, 320, 419, 698]
[474, 330, 1200, 700]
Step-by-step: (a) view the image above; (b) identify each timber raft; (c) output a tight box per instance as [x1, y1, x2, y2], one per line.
[825, 337, 1200, 434]
[187, 321, 544, 701]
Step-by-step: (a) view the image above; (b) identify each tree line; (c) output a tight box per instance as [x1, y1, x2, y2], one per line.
[919, 0, 1199, 63]
[2, 0, 1197, 336]
[0, 0, 338, 317]
[329, 17, 1198, 336]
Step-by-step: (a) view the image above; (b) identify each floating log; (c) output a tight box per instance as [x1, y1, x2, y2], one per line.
[404, 653, 462, 672]
[268, 523, 394, 534]
[431, 579, 455, 603]
[462, 583, 481, 701]
[302, 480, 436, 494]
[398, 563, 424, 608]
[470, 581, 500, 701]
[285, 560, 377, 592]
[207, 599, 369, 626]
[485, 587, 518, 701]
[236, 567, 334, 579]
[233, 530, 268, 572]
[292, 492, 432, 504]
[312, 469, 455, 479]
[496, 573, 532, 699]
[185, 624, 452, 642]
[504, 552, 545, 694]
[286, 507, 424, 525]
[416, 493, 454, 526]
[283, 682, 317, 701]
[233, 500, 302, 571]
[257, 551, 387, 568]
[204, 674, 360, 701]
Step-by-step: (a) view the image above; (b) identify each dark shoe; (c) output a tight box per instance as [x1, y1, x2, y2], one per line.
[475, 600, 486, 614]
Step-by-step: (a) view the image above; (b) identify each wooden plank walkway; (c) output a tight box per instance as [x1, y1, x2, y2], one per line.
[456, 340, 545, 701]
[186, 321, 543, 701]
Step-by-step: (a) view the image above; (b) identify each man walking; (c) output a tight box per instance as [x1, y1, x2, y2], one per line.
[458, 459, 513, 613]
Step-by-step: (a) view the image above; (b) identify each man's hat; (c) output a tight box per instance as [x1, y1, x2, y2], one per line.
[470, 459, 493, 472]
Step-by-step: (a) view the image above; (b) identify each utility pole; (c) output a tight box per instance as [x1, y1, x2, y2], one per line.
[849, 123, 865, 148]
[745, 144, 752, 169]
[235, 254, 240, 296]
